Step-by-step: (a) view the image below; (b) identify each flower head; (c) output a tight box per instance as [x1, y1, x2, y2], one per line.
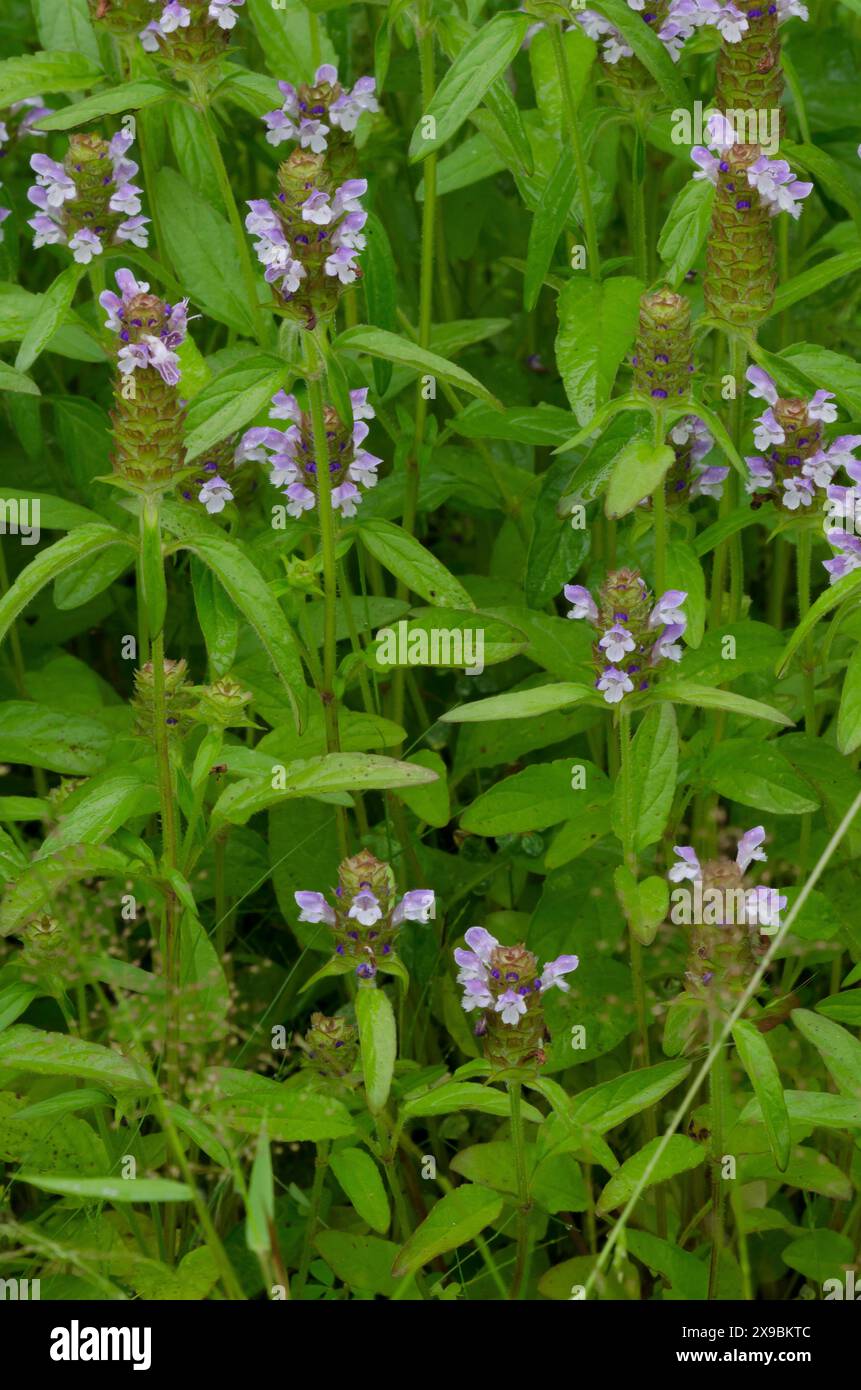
[27, 129, 149, 260]
[262, 64, 378, 159]
[743, 365, 854, 512]
[295, 851, 433, 979]
[236, 382, 380, 518]
[564, 569, 688, 705]
[454, 929, 579, 1069]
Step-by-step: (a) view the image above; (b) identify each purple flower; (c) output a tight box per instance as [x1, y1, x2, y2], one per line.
[392, 889, 435, 925]
[464, 926, 498, 962]
[563, 584, 598, 622]
[27, 130, 150, 258]
[295, 891, 337, 926]
[198, 476, 234, 514]
[597, 667, 635, 705]
[539, 955, 580, 993]
[599, 623, 636, 663]
[824, 532, 861, 584]
[669, 845, 701, 883]
[348, 890, 383, 927]
[649, 590, 687, 629]
[494, 989, 527, 1025]
[736, 825, 768, 874]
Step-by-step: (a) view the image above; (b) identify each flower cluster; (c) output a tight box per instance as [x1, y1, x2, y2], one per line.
[575, 0, 749, 68]
[300, 1013, 358, 1081]
[27, 129, 149, 263]
[692, 115, 812, 219]
[714, 0, 807, 117]
[141, 0, 244, 60]
[102, 269, 190, 491]
[246, 151, 367, 325]
[100, 268, 188, 385]
[564, 568, 688, 704]
[668, 826, 786, 1004]
[631, 287, 696, 401]
[295, 850, 434, 980]
[263, 64, 379, 161]
[742, 365, 849, 511]
[666, 415, 728, 502]
[823, 530, 861, 585]
[235, 384, 380, 519]
[455, 927, 578, 1069]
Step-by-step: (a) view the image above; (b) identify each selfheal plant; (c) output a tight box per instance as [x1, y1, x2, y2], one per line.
[693, 114, 813, 326]
[454, 927, 578, 1070]
[0, 95, 52, 152]
[140, 0, 245, 63]
[668, 826, 786, 1006]
[564, 569, 688, 704]
[27, 129, 149, 262]
[574, 0, 748, 72]
[246, 155, 368, 325]
[743, 364, 846, 510]
[295, 850, 434, 980]
[263, 63, 378, 175]
[101, 268, 190, 492]
[236, 385, 379, 518]
[298, 1012, 358, 1081]
[713, 0, 808, 116]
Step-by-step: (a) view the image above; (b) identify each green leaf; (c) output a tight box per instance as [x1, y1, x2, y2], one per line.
[815, 991, 861, 1027]
[624, 704, 678, 852]
[782, 1231, 856, 1286]
[0, 1026, 154, 1093]
[652, 681, 794, 728]
[31, 0, 100, 65]
[702, 738, 818, 815]
[359, 519, 474, 608]
[666, 541, 706, 648]
[781, 140, 861, 236]
[15, 263, 86, 373]
[36, 81, 171, 131]
[245, 1124, 274, 1255]
[597, 1135, 705, 1214]
[739, 1089, 861, 1134]
[569, 1060, 691, 1134]
[332, 326, 501, 408]
[208, 1073, 355, 1141]
[837, 643, 861, 755]
[154, 169, 255, 335]
[442, 683, 594, 723]
[770, 250, 861, 317]
[314, 1231, 411, 1297]
[0, 362, 40, 395]
[777, 567, 861, 676]
[605, 437, 674, 519]
[0, 704, 115, 776]
[408, 12, 529, 162]
[524, 147, 579, 312]
[401, 1082, 543, 1124]
[356, 986, 397, 1115]
[245, 0, 336, 84]
[161, 503, 306, 729]
[184, 355, 286, 462]
[555, 276, 643, 427]
[658, 179, 714, 287]
[329, 1147, 390, 1234]
[213, 752, 437, 827]
[461, 759, 606, 836]
[792, 1008, 861, 1100]
[0, 525, 133, 648]
[391, 1184, 504, 1278]
[397, 750, 450, 828]
[37, 767, 158, 855]
[732, 1020, 791, 1173]
[0, 50, 102, 106]
[18, 1174, 191, 1203]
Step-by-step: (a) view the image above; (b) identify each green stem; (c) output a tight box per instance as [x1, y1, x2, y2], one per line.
[507, 1080, 532, 1300]
[548, 20, 600, 281]
[630, 125, 647, 283]
[797, 526, 816, 869]
[294, 1140, 330, 1297]
[653, 406, 667, 595]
